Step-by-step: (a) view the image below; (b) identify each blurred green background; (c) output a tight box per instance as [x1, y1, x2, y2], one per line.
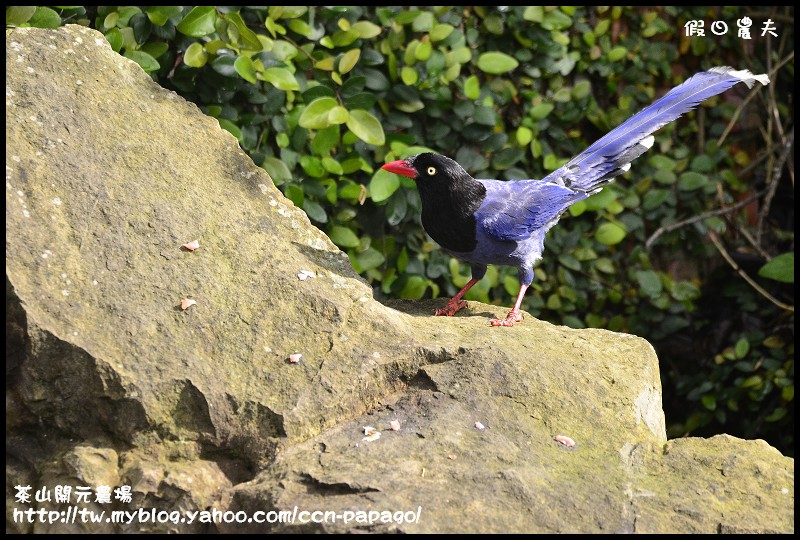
[8, 6, 793, 455]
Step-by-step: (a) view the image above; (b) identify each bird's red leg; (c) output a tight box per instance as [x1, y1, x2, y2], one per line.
[490, 284, 529, 327]
[434, 278, 480, 317]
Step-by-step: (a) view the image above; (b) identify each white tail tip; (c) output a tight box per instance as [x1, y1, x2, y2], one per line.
[709, 66, 770, 88]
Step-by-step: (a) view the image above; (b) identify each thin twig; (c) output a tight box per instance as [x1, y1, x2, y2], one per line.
[707, 230, 793, 312]
[757, 127, 794, 243]
[713, 183, 771, 260]
[645, 190, 764, 250]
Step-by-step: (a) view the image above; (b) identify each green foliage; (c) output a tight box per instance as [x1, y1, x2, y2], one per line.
[759, 253, 793, 284]
[20, 6, 793, 456]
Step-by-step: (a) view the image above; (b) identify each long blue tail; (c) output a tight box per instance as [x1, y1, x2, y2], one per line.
[542, 67, 770, 193]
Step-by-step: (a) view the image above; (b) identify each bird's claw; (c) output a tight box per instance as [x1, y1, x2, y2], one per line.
[490, 310, 523, 327]
[434, 299, 468, 317]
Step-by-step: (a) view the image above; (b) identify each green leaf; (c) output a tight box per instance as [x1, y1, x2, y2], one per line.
[765, 408, 787, 423]
[594, 258, 616, 274]
[103, 11, 119, 28]
[584, 189, 617, 211]
[311, 126, 340, 156]
[522, 6, 543, 22]
[670, 282, 700, 301]
[530, 103, 554, 120]
[355, 247, 386, 271]
[146, 6, 182, 26]
[464, 75, 480, 100]
[701, 395, 717, 411]
[635, 270, 663, 297]
[271, 40, 297, 61]
[288, 18, 312, 37]
[225, 11, 263, 50]
[558, 254, 581, 271]
[678, 171, 708, 191]
[273, 6, 307, 19]
[572, 80, 591, 100]
[322, 156, 344, 175]
[346, 109, 385, 146]
[740, 375, 762, 389]
[691, 154, 715, 173]
[234, 55, 258, 84]
[734, 337, 750, 359]
[450, 47, 472, 65]
[516, 127, 533, 146]
[398, 275, 429, 299]
[595, 222, 626, 245]
[104, 28, 123, 52]
[332, 29, 359, 47]
[262, 157, 292, 184]
[28, 6, 61, 28]
[217, 119, 242, 141]
[369, 169, 400, 203]
[543, 153, 568, 171]
[264, 67, 300, 91]
[300, 155, 326, 178]
[124, 51, 160, 73]
[6, 6, 36, 25]
[412, 11, 434, 32]
[607, 46, 627, 62]
[329, 226, 360, 248]
[284, 184, 304, 207]
[338, 49, 361, 75]
[643, 189, 670, 210]
[116, 6, 141, 26]
[141, 42, 169, 60]
[653, 170, 676, 184]
[430, 23, 455, 42]
[542, 9, 573, 30]
[401, 66, 418, 86]
[595, 18, 611, 36]
[177, 6, 217, 37]
[649, 154, 676, 171]
[758, 252, 794, 283]
[397, 247, 409, 273]
[327, 106, 350, 125]
[351, 20, 382, 39]
[299, 97, 338, 130]
[303, 200, 327, 223]
[415, 41, 432, 62]
[477, 52, 519, 74]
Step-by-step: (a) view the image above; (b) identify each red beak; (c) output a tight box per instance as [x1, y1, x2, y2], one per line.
[381, 159, 418, 179]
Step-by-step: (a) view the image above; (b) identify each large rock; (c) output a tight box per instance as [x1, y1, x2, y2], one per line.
[6, 25, 793, 533]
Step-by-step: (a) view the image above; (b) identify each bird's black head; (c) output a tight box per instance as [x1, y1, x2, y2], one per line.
[382, 153, 472, 187]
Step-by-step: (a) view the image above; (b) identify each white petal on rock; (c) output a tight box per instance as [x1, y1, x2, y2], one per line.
[297, 270, 316, 281]
[182, 240, 200, 251]
[554, 434, 576, 449]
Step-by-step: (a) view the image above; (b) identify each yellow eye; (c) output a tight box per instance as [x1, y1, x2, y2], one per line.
[427, 166, 436, 175]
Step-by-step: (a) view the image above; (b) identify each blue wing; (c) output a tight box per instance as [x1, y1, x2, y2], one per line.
[476, 179, 586, 242]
